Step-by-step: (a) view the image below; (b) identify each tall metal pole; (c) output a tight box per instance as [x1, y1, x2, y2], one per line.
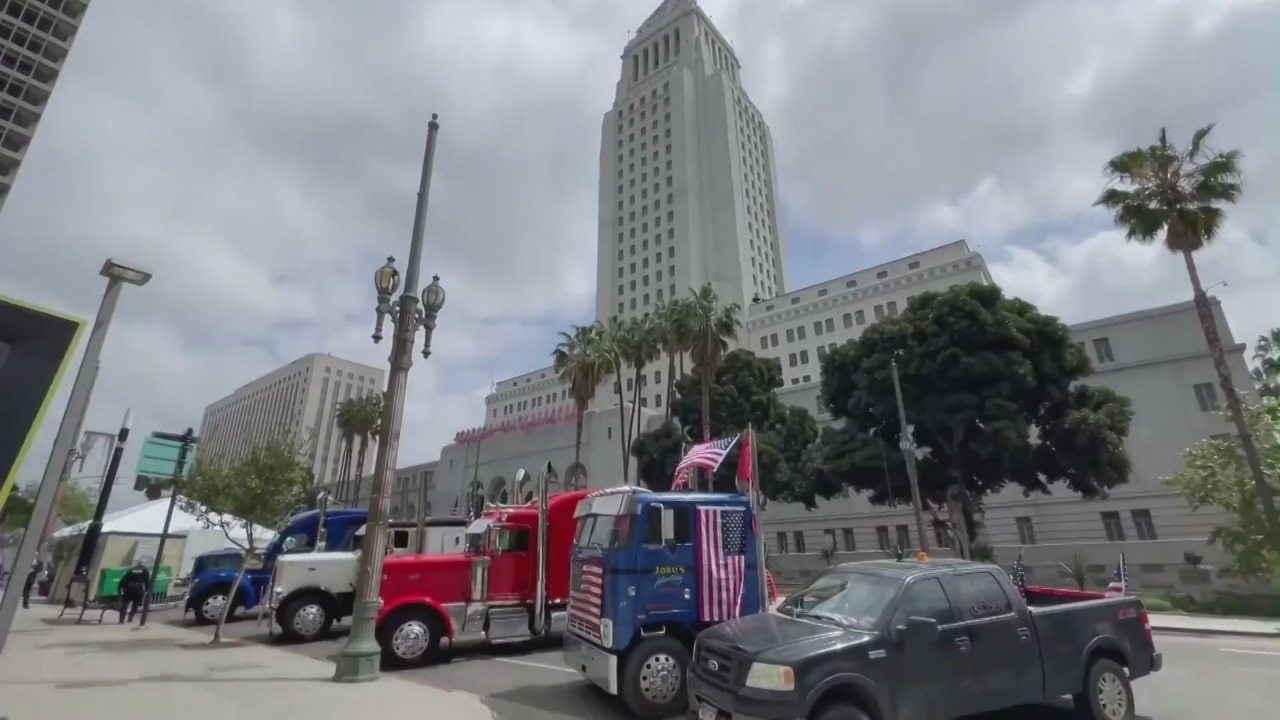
[334, 114, 441, 683]
[0, 278, 123, 654]
[68, 409, 132, 586]
[139, 428, 195, 627]
[890, 357, 930, 555]
[747, 425, 767, 611]
[414, 469, 429, 553]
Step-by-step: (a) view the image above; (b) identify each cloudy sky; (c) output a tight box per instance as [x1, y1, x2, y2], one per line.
[3, 0, 1277, 510]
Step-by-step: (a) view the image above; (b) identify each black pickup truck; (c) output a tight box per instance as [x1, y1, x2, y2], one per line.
[688, 558, 1161, 720]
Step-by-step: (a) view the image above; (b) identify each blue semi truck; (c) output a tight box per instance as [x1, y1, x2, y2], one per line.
[185, 507, 370, 625]
[562, 487, 767, 719]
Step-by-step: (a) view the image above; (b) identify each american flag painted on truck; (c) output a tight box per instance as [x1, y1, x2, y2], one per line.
[568, 559, 604, 641]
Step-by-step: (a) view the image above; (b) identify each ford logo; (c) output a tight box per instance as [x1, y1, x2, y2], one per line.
[706, 659, 720, 672]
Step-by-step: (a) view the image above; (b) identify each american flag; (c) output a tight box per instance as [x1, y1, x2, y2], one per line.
[1106, 553, 1128, 596]
[672, 435, 740, 489]
[1009, 554, 1028, 598]
[568, 560, 604, 639]
[697, 506, 748, 622]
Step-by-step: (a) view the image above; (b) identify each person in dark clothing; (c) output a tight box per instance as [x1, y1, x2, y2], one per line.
[22, 558, 46, 609]
[117, 561, 150, 624]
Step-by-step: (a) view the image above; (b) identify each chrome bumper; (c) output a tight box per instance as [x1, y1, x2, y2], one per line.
[563, 632, 619, 695]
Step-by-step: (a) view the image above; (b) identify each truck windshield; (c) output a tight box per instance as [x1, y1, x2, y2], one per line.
[574, 514, 633, 550]
[780, 571, 900, 631]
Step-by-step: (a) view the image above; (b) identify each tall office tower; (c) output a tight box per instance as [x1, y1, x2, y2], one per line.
[198, 353, 385, 490]
[595, 0, 788, 322]
[0, 0, 94, 213]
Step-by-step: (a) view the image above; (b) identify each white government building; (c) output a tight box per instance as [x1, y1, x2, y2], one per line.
[392, 0, 1255, 590]
[198, 353, 385, 490]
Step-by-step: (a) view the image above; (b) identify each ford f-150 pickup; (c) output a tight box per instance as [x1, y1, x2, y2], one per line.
[688, 558, 1161, 720]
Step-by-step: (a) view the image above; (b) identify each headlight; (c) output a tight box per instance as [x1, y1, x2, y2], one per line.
[744, 662, 795, 692]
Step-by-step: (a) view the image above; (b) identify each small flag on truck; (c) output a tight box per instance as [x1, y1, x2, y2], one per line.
[697, 505, 748, 622]
[1106, 553, 1128, 596]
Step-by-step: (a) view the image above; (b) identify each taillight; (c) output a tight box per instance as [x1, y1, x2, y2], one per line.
[1140, 610, 1153, 642]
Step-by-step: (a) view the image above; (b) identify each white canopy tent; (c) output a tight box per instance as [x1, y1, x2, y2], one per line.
[54, 498, 276, 546]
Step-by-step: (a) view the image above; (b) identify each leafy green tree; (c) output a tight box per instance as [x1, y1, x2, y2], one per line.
[1096, 124, 1278, 541]
[347, 393, 383, 507]
[553, 323, 609, 490]
[57, 484, 94, 526]
[178, 434, 313, 642]
[655, 299, 693, 422]
[1166, 399, 1279, 581]
[819, 283, 1134, 557]
[630, 349, 828, 506]
[684, 283, 743, 441]
[0, 491, 34, 531]
[334, 398, 361, 503]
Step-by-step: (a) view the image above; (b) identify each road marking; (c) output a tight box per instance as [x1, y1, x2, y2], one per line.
[492, 657, 579, 674]
[1221, 649, 1280, 657]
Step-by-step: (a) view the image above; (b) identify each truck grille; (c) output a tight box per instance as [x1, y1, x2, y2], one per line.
[693, 642, 742, 690]
[568, 559, 603, 642]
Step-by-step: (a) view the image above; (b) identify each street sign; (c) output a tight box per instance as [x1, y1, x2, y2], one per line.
[132, 434, 197, 491]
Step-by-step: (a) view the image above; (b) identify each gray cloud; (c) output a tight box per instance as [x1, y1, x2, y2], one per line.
[2, 0, 1276, 503]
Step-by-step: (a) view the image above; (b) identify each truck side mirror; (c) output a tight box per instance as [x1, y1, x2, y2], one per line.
[899, 616, 941, 646]
[660, 507, 676, 550]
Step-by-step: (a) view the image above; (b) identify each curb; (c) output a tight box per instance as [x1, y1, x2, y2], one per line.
[1151, 625, 1280, 639]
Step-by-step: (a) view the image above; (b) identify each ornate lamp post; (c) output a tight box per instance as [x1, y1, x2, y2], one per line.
[333, 114, 445, 683]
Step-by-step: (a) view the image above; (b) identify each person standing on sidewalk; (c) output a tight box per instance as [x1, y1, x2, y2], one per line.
[22, 557, 47, 609]
[117, 561, 150, 624]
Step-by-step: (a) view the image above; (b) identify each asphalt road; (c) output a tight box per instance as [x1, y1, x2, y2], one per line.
[154, 607, 1278, 720]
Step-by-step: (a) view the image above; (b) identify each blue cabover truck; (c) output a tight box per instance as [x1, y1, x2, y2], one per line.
[185, 507, 370, 625]
[562, 487, 766, 719]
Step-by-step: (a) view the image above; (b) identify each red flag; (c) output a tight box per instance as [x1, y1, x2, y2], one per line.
[735, 428, 753, 486]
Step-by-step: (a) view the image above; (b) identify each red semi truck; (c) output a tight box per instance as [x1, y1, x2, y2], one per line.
[374, 464, 581, 666]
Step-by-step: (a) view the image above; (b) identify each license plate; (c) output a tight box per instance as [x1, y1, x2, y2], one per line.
[698, 703, 719, 720]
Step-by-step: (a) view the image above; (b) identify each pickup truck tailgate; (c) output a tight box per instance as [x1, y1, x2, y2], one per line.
[1030, 597, 1160, 699]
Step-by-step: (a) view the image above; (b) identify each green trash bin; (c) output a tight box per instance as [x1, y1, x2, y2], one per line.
[97, 565, 174, 598]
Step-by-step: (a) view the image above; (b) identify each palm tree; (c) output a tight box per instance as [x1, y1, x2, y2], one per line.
[684, 283, 742, 442]
[656, 299, 692, 421]
[553, 324, 608, 490]
[624, 314, 662, 482]
[334, 399, 359, 504]
[1095, 124, 1280, 541]
[598, 316, 634, 484]
[1252, 328, 1279, 398]
[348, 393, 383, 507]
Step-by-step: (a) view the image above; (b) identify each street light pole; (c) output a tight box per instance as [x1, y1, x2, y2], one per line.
[890, 355, 930, 556]
[334, 114, 447, 683]
[0, 258, 151, 655]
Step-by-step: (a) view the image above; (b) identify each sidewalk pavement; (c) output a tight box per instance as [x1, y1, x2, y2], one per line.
[1148, 611, 1280, 638]
[0, 604, 499, 720]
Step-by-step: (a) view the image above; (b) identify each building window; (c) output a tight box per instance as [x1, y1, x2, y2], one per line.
[788, 353, 798, 367]
[895, 524, 911, 550]
[1101, 511, 1125, 542]
[841, 528, 855, 551]
[799, 350, 809, 364]
[855, 309, 866, 325]
[875, 525, 890, 551]
[1092, 337, 1115, 364]
[876, 270, 889, 279]
[824, 318, 834, 333]
[1193, 382, 1219, 412]
[908, 260, 921, 270]
[816, 346, 827, 361]
[1016, 516, 1037, 545]
[934, 523, 952, 549]
[792, 531, 806, 553]
[786, 328, 795, 343]
[769, 333, 778, 347]
[823, 528, 837, 551]
[776, 532, 789, 554]
[813, 320, 823, 336]
[842, 313, 853, 328]
[1131, 509, 1158, 541]
[759, 336, 768, 350]
[886, 301, 898, 317]
[874, 305, 885, 321]
[797, 326, 807, 340]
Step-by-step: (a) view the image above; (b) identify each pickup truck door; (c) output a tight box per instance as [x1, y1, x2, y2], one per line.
[942, 571, 1043, 713]
[886, 577, 981, 720]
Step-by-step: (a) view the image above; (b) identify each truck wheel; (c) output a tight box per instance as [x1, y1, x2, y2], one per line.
[620, 635, 690, 720]
[1073, 658, 1135, 720]
[812, 702, 870, 720]
[278, 595, 334, 643]
[377, 607, 443, 669]
[191, 588, 232, 625]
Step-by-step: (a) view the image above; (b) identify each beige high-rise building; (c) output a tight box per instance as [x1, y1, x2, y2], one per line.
[1, 0, 94, 213]
[197, 353, 385, 490]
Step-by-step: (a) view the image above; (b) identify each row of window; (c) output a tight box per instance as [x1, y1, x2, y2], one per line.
[773, 508, 1161, 554]
[757, 301, 903, 352]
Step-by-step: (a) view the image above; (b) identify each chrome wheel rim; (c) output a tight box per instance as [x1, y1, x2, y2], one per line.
[1097, 671, 1129, 720]
[638, 652, 681, 704]
[391, 620, 431, 660]
[201, 594, 228, 622]
[292, 603, 326, 637]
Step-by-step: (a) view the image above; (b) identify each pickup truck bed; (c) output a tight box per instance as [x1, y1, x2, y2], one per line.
[688, 558, 1160, 720]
